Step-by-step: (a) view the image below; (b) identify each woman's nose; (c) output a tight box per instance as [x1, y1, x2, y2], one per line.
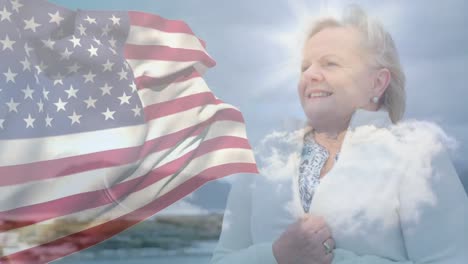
[302, 65, 324, 83]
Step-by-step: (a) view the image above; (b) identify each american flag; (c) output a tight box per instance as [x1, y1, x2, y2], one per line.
[0, 0, 258, 262]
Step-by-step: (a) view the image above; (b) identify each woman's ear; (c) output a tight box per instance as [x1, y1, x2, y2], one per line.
[373, 68, 391, 97]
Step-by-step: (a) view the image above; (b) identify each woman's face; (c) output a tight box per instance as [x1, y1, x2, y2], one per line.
[298, 26, 378, 131]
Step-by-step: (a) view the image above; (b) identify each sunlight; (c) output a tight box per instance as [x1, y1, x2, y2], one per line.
[251, 0, 345, 98]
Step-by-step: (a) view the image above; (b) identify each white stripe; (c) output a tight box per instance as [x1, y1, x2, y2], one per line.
[0, 124, 146, 166]
[0, 120, 247, 211]
[145, 102, 240, 141]
[0, 148, 255, 255]
[128, 59, 209, 79]
[0, 103, 239, 166]
[127, 25, 206, 52]
[138, 76, 210, 107]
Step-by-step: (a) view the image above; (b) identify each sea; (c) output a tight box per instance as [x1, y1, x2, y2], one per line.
[53, 241, 216, 264]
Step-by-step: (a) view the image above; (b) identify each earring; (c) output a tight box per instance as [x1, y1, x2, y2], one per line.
[371, 96, 379, 104]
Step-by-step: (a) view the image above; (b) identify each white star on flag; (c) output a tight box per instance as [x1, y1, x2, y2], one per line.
[117, 68, 128, 80]
[45, 114, 53, 127]
[83, 71, 96, 83]
[101, 24, 112, 36]
[129, 82, 137, 92]
[52, 73, 64, 86]
[20, 57, 32, 71]
[117, 92, 131, 105]
[68, 111, 82, 125]
[84, 15, 97, 24]
[6, 98, 20, 112]
[1, 35, 16, 51]
[24, 42, 33, 56]
[37, 99, 44, 112]
[132, 105, 141, 117]
[77, 23, 87, 35]
[102, 59, 114, 72]
[92, 36, 102, 46]
[3, 67, 17, 83]
[24, 114, 35, 128]
[65, 85, 79, 98]
[100, 83, 113, 95]
[34, 61, 48, 74]
[87, 45, 98, 57]
[102, 107, 115, 120]
[21, 85, 34, 100]
[60, 48, 73, 60]
[0, 6, 12, 22]
[42, 37, 55, 49]
[24, 17, 41, 32]
[67, 63, 81, 74]
[108, 36, 117, 47]
[42, 88, 50, 100]
[11, 0, 23, 12]
[48, 11, 64, 25]
[110, 15, 121, 25]
[69, 35, 81, 47]
[54, 98, 68, 112]
[84, 96, 97, 108]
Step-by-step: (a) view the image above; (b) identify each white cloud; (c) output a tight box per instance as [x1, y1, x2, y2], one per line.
[255, 119, 459, 234]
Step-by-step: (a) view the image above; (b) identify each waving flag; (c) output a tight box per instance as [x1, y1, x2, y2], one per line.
[0, 0, 258, 262]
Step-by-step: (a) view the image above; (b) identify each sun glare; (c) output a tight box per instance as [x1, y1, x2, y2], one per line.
[252, 0, 344, 98]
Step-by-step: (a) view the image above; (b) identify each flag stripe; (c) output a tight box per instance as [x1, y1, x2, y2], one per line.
[0, 108, 243, 185]
[0, 136, 251, 231]
[0, 151, 256, 254]
[0, 164, 256, 263]
[144, 92, 223, 121]
[127, 25, 206, 51]
[135, 67, 200, 89]
[127, 59, 209, 79]
[0, 120, 247, 211]
[0, 104, 241, 167]
[139, 77, 211, 106]
[124, 44, 216, 67]
[128, 11, 198, 38]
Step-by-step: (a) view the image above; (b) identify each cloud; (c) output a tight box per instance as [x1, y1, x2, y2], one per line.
[254, 119, 460, 235]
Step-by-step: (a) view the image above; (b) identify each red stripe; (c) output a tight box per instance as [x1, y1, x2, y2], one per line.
[124, 44, 216, 68]
[144, 92, 223, 121]
[0, 108, 243, 186]
[0, 167, 258, 263]
[0, 136, 254, 231]
[128, 11, 207, 49]
[135, 68, 201, 90]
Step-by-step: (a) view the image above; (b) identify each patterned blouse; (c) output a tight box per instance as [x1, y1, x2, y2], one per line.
[298, 130, 340, 213]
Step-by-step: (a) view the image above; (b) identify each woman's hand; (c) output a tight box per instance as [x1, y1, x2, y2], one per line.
[272, 214, 335, 264]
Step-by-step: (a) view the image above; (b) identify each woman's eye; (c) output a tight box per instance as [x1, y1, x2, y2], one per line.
[325, 61, 338, 67]
[301, 66, 309, 72]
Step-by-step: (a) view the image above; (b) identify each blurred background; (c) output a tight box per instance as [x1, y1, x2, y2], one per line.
[42, 0, 468, 263]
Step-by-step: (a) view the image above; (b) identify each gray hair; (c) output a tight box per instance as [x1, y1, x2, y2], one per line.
[305, 5, 406, 123]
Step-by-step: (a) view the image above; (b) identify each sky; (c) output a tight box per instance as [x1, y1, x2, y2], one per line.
[49, 0, 468, 214]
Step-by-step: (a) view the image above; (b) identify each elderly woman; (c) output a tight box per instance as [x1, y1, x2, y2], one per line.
[210, 5, 468, 264]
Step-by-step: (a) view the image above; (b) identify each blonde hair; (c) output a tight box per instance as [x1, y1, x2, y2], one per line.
[305, 5, 406, 123]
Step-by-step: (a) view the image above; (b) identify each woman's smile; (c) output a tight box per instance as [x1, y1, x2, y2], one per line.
[307, 91, 333, 99]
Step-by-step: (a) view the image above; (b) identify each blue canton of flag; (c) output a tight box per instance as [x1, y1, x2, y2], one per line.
[0, 0, 142, 139]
